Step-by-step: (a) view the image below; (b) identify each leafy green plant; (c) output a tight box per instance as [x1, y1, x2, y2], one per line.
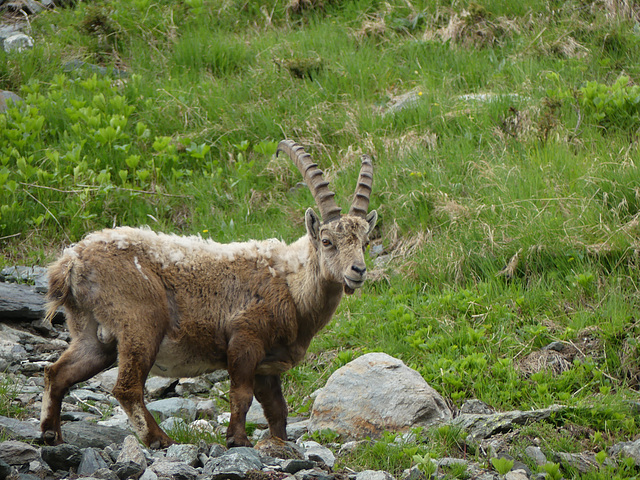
[413, 453, 437, 478]
[541, 462, 563, 480]
[307, 428, 340, 444]
[490, 457, 514, 476]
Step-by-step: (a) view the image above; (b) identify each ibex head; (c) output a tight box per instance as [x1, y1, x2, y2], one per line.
[277, 140, 378, 294]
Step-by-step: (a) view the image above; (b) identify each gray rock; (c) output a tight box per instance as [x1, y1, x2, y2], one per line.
[93, 367, 120, 392]
[383, 90, 422, 116]
[0, 282, 48, 321]
[298, 440, 335, 468]
[525, 446, 547, 466]
[159, 416, 187, 432]
[166, 444, 199, 467]
[78, 448, 110, 476]
[195, 399, 217, 419]
[116, 435, 147, 470]
[400, 466, 425, 480]
[40, 443, 82, 471]
[149, 459, 198, 480]
[553, 451, 598, 474]
[146, 398, 197, 422]
[208, 443, 226, 458]
[28, 459, 54, 477]
[504, 469, 528, 480]
[139, 469, 158, 480]
[337, 440, 370, 457]
[460, 399, 494, 415]
[92, 467, 121, 480]
[60, 411, 100, 422]
[246, 398, 268, 427]
[174, 377, 211, 396]
[0, 459, 10, 480]
[611, 438, 640, 466]
[61, 421, 130, 449]
[451, 405, 566, 444]
[0, 266, 48, 289]
[2, 32, 33, 52]
[309, 353, 451, 440]
[203, 370, 229, 384]
[287, 419, 309, 441]
[145, 376, 177, 398]
[113, 460, 145, 480]
[437, 457, 468, 469]
[0, 415, 41, 442]
[2, 0, 53, 14]
[282, 458, 316, 474]
[294, 468, 335, 480]
[202, 447, 263, 479]
[67, 388, 113, 404]
[0, 440, 39, 464]
[98, 410, 130, 430]
[355, 471, 395, 480]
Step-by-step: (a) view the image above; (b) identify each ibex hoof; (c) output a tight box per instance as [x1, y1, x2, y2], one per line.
[42, 430, 61, 445]
[226, 436, 253, 448]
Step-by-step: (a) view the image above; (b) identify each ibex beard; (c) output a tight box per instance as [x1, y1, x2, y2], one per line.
[40, 140, 377, 449]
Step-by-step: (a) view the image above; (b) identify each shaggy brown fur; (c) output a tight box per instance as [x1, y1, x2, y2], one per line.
[40, 142, 377, 449]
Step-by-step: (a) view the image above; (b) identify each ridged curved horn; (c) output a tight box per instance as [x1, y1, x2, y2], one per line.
[348, 154, 373, 218]
[277, 139, 342, 222]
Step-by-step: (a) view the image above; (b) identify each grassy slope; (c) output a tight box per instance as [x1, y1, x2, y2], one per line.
[2, 0, 640, 477]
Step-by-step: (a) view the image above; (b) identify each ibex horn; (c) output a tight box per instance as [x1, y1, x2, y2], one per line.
[348, 154, 373, 218]
[277, 140, 342, 222]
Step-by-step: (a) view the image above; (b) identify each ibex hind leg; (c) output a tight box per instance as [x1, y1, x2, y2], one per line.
[41, 329, 117, 445]
[111, 324, 175, 449]
[254, 374, 288, 441]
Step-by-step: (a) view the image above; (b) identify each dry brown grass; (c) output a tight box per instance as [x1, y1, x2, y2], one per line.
[352, 14, 388, 42]
[602, 0, 640, 21]
[372, 130, 438, 160]
[425, 9, 520, 49]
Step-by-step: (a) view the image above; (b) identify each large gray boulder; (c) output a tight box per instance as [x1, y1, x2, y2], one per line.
[308, 352, 452, 440]
[0, 282, 48, 321]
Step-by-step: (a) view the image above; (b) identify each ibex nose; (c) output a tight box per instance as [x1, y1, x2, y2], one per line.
[351, 264, 367, 276]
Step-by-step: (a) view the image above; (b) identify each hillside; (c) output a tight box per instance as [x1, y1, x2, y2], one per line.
[2, 0, 640, 477]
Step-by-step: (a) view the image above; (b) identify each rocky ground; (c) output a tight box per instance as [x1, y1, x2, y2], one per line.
[2, 267, 640, 480]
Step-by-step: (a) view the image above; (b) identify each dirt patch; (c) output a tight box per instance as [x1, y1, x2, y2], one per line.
[517, 326, 604, 376]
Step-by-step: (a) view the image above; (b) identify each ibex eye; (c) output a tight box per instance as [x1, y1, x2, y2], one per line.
[322, 239, 332, 247]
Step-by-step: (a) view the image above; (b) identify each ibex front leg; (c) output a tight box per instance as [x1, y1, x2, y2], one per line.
[112, 322, 175, 449]
[226, 331, 266, 448]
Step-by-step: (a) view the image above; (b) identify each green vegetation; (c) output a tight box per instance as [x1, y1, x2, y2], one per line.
[2, 0, 640, 477]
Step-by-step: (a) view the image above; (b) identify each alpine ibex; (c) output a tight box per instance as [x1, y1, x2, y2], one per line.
[40, 140, 377, 449]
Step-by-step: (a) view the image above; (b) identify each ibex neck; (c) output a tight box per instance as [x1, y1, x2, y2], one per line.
[287, 236, 343, 335]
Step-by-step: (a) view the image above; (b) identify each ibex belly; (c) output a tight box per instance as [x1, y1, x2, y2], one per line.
[150, 337, 226, 378]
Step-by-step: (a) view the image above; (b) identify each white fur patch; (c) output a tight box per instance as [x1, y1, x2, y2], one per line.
[133, 256, 149, 281]
[81, 227, 309, 276]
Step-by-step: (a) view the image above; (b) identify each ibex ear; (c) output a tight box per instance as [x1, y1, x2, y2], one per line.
[305, 208, 321, 242]
[365, 210, 378, 234]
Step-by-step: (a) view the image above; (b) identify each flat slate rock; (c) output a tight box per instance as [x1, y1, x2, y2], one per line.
[61, 422, 131, 449]
[0, 282, 47, 320]
[0, 415, 41, 442]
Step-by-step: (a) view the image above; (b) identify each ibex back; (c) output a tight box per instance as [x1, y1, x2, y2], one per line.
[40, 140, 377, 449]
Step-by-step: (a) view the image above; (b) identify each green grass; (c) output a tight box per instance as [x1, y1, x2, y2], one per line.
[2, 0, 640, 477]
